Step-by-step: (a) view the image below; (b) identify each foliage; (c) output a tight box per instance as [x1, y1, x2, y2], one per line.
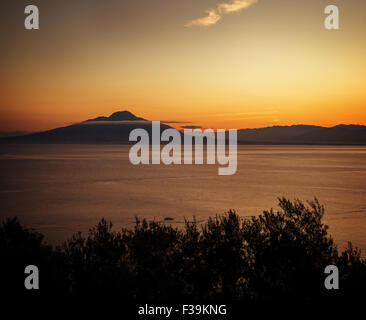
[1, 198, 365, 303]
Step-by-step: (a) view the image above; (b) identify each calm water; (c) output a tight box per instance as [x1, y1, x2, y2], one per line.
[0, 144, 366, 256]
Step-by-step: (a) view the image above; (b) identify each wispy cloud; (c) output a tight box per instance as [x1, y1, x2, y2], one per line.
[180, 125, 203, 129]
[161, 120, 192, 124]
[185, 9, 221, 27]
[185, 0, 258, 27]
[218, 0, 258, 13]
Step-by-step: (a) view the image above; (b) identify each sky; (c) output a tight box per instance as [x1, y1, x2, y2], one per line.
[1, 0, 366, 131]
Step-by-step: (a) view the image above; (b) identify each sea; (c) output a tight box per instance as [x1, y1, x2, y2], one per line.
[1, 144, 365, 256]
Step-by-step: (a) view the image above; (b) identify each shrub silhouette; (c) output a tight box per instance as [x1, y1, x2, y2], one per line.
[1, 198, 365, 303]
[241, 198, 339, 301]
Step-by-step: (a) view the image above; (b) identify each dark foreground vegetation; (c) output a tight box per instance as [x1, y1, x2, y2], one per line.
[1, 198, 365, 306]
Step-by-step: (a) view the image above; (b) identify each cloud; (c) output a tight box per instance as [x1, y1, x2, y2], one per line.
[80, 120, 149, 125]
[218, 0, 258, 14]
[185, 0, 258, 27]
[180, 125, 203, 129]
[161, 120, 192, 124]
[185, 9, 221, 27]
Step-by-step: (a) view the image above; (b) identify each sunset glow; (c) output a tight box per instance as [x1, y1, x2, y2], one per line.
[1, 0, 365, 131]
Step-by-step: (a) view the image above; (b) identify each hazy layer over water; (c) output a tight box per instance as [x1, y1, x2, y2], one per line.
[0, 144, 365, 256]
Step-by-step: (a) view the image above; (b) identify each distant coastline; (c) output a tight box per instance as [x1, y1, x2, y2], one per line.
[2, 111, 366, 145]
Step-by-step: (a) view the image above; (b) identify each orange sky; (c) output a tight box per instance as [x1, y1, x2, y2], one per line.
[1, 0, 366, 131]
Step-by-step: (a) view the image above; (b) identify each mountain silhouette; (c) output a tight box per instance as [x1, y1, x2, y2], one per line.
[1, 111, 366, 144]
[0, 131, 30, 138]
[0, 111, 170, 144]
[86, 110, 146, 122]
[237, 124, 366, 145]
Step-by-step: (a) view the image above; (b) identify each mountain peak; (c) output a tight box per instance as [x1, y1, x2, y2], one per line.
[86, 110, 146, 122]
[108, 111, 144, 121]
